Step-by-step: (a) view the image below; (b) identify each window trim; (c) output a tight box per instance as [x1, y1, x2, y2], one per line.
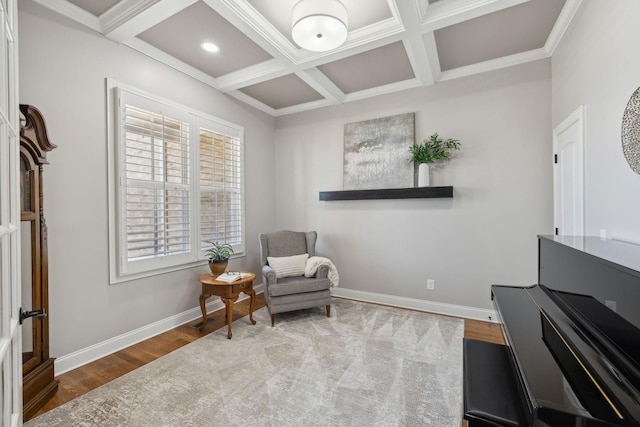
[106, 79, 245, 284]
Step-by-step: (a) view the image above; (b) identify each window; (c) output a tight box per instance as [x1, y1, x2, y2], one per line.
[109, 83, 244, 282]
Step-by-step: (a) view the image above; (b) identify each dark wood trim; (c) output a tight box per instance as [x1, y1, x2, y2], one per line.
[319, 186, 453, 201]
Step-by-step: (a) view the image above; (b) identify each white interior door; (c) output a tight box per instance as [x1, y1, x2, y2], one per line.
[553, 106, 585, 236]
[0, 0, 22, 426]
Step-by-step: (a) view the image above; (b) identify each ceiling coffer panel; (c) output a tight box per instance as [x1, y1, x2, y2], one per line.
[435, 0, 566, 71]
[137, 1, 273, 78]
[318, 42, 415, 94]
[66, 0, 119, 16]
[239, 74, 324, 110]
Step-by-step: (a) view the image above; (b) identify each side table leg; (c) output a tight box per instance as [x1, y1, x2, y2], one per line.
[221, 296, 238, 339]
[198, 293, 209, 331]
[248, 288, 256, 325]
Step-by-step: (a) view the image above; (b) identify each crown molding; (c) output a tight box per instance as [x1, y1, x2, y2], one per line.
[100, 0, 196, 42]
[274, 99, 336, 117]
[99, 0, 161, 35]
[32, 0, 101, 33]
[343, 78, 422, 103]
[544, 0, 583, 55]
[296, 68, 345, 105]
[438, 47, 549, 82]
[226, 90, 276, 116]
[423, 0, 530, 31]
[123, 38, 218, 88]
[215, 59, 290, 92]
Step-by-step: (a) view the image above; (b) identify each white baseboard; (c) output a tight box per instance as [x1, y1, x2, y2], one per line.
[54, 285, 264, 376]
[56, 284, 495, 376]
[331, 287, 497, 323]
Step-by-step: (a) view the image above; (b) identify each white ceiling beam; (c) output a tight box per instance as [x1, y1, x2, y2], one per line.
[215, 59, 290, 92]
[423, 32, 442, 83]
[296, 68, 345, 105]
[100, 0, 197, 42]
[343, 78, 423, 104]
[423, 0, 531, 31]
[544, 0, 583, 55]
[226, 90, 277, 116]
[438, 47, 548, 82]
[274, 99, 337, 117]
[396, 0, 435, 86]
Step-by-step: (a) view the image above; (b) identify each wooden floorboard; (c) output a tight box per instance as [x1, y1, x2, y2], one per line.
[30, 294, 504, 421]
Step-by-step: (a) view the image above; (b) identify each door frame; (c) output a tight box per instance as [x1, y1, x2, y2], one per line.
[0, 0, 23, 425]
[553, 105, 585, 236]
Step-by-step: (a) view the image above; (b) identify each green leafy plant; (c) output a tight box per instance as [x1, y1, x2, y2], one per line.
[409, 133, 461, 164]
[205, 241, 234, 262]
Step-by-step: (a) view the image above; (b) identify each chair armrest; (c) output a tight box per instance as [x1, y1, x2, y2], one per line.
[316, 264, 329, 279]
[262, 265, 277, 285]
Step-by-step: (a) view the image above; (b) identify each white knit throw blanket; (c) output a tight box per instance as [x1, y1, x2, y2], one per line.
[305, 256, 339, 287]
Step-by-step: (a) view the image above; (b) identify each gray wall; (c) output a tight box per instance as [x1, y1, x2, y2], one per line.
[552, 0, 640, 242]
[19, 1, 276, 357]
[274, 60, 553, 310]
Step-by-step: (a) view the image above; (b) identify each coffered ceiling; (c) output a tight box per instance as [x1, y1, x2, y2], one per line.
[33, 0, 581, 116]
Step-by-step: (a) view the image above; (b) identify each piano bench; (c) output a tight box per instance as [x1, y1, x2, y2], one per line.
[463, 338, 527, 427]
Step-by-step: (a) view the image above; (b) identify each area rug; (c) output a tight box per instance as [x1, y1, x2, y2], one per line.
[27, 298, 464, 427]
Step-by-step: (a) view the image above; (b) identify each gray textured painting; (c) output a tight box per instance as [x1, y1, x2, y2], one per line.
[343, 113, 415, 190]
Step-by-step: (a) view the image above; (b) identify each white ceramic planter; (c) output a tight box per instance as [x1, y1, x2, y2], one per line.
[418, 163, 430, 187]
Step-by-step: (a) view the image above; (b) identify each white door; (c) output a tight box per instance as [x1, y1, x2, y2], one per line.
[0, 0, 22, 426]
[553, 106, 585, 236]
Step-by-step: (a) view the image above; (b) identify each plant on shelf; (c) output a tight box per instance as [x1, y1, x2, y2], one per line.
[409, 133, 461, 187]
[409, 133, 461, 164]
[205, 241, 234, 276]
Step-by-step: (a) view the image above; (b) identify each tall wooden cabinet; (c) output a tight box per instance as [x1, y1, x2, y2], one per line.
[19, 104, 58, 420]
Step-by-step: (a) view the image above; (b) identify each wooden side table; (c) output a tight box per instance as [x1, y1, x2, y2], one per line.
[198, 272, 256, 339]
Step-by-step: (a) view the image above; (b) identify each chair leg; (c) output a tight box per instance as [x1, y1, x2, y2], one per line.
[326, 305, 331, 318]
[271, 314, 275, 327]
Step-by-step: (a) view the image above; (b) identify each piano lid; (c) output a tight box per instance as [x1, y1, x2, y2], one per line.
[492, 284, 640, 426]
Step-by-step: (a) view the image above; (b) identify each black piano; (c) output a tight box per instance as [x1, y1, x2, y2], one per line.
[463, 235, 640, 426]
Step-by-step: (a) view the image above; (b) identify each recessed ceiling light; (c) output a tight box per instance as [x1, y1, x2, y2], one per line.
[201, 42, 220, 53]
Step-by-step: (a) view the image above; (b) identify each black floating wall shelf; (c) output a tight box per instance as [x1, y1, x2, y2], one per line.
[319, 186, 453, 201]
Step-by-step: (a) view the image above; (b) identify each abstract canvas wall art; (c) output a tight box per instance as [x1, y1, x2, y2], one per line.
[343, 113, 415, 190]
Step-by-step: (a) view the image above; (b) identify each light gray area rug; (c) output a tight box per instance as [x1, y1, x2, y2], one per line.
[27, 298, 464, 427]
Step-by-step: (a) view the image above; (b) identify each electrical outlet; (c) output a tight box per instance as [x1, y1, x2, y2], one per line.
[600, 229, 607, 239]
[427, 279, 435, 290]
[605, 300, 617, 312]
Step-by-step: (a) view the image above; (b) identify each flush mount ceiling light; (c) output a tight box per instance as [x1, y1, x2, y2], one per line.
[201, 42, 220, 53]
[292, 0, 348, 52]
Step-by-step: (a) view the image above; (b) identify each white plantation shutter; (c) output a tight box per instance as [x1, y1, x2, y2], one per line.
[124, 105, 191, 261]
[199, 123, 242, 252]
[111, 85, 244, 281]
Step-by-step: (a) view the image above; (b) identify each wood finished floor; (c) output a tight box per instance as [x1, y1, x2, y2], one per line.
[31, 294, 505, 422]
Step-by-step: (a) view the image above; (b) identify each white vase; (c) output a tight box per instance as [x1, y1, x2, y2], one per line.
[418, 163, 430, 187]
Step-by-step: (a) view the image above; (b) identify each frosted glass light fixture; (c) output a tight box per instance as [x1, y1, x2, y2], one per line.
[291, 0, 348, 52]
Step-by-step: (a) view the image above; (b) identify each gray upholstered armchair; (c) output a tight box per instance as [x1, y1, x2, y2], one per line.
[259, 230, 331, 326]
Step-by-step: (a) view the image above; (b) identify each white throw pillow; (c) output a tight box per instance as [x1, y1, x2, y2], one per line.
[267, 253, 309, 278]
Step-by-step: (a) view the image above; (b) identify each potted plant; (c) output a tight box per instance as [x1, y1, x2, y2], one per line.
[205, 241, 234, 276]
[409, 133, 461, 186]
